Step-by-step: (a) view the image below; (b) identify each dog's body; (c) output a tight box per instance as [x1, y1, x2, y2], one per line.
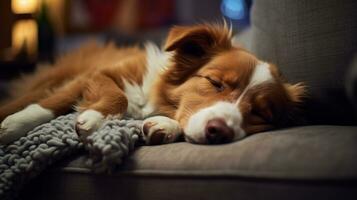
[0, 24, 305, 145]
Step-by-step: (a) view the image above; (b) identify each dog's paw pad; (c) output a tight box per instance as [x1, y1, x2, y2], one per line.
[75, 110, 104, 141]
[142, 116, 182, 145]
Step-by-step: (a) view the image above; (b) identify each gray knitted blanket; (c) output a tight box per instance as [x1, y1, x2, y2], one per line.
[0, 113, 143, 200]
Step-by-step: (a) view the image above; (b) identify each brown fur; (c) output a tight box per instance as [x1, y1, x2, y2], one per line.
[0, 42, 147, 121]
[152, 24, 305, 132]
[0, 23, 306, 140]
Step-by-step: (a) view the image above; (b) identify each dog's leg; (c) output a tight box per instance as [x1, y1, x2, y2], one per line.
[0, 80, 83, 144]
[0, 90, 48, 122]
[0, 63, 79, 121]
[142, 116, 183, 145]
[75, 73, 128, 141]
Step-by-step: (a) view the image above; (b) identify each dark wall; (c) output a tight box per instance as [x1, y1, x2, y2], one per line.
[0, 1, 12, 50]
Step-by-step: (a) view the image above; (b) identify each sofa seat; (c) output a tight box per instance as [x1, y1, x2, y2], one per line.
[20, 126, 357, 200]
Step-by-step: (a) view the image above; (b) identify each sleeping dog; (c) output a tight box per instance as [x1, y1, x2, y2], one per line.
[0, 23, 305, 145]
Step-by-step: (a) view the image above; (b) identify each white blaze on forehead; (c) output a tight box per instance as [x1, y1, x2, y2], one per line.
[249, 62, 274, 86]
[235, 62, 274, 105]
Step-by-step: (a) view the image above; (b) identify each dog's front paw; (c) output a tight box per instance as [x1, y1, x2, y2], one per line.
[75, 110, 104, 142]
[142, 116, 183, 145]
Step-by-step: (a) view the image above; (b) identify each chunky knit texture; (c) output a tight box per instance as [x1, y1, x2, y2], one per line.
[0, 113, 143, 200]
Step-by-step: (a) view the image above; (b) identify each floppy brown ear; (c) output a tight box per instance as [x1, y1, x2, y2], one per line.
[284, 83, 307, 103]
[162, 24, 232, 85]
[164, 24, 232, 57]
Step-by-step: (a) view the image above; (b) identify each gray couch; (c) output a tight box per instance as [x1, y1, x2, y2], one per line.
[20, 0, 357, 199]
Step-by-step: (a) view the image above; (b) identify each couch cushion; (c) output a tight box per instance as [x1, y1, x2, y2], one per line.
[236, 0, 357, 124]
[60, 126, 357, 180]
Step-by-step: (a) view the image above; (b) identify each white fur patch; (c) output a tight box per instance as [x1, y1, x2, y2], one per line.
[123, 43, 171, 119]
[142, 42, 171, 97]
[123, 80, 148, 119]
[184, 101, 246, 144]
[236, 62, 274, 105]
[0, 104, 54, 144]
[249, 62, 274, 86]
[76, 109, 104, 134]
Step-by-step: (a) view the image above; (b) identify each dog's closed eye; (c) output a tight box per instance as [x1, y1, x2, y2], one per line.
[195, 75, 225, 92]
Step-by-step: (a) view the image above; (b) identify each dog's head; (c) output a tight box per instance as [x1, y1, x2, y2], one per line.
[162, 24, 306, 144]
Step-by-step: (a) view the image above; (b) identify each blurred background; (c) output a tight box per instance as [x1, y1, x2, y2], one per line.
[0, 0, 252, 81]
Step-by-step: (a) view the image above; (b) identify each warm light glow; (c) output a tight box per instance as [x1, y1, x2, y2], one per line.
[12, 20, 38, 57]
[12, 0, 38, 14]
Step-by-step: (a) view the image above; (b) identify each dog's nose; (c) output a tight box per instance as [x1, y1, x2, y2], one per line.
[205, 118, 234, 144]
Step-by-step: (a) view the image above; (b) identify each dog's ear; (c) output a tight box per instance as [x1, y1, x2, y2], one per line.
[269, 63, 307, 103]
[280, 82, 307, 126]
[164, 24, 232, 57]
[162, 24, 232, 84]
[284, 83, 307, 103]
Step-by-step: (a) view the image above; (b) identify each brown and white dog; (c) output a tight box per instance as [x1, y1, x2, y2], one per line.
[0, 23, 305, 145]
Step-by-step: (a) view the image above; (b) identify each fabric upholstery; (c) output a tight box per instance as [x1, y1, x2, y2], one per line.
[19, 126, 357, 200]
[236, 0, 357, 124]
[61, 126, 357, 180]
